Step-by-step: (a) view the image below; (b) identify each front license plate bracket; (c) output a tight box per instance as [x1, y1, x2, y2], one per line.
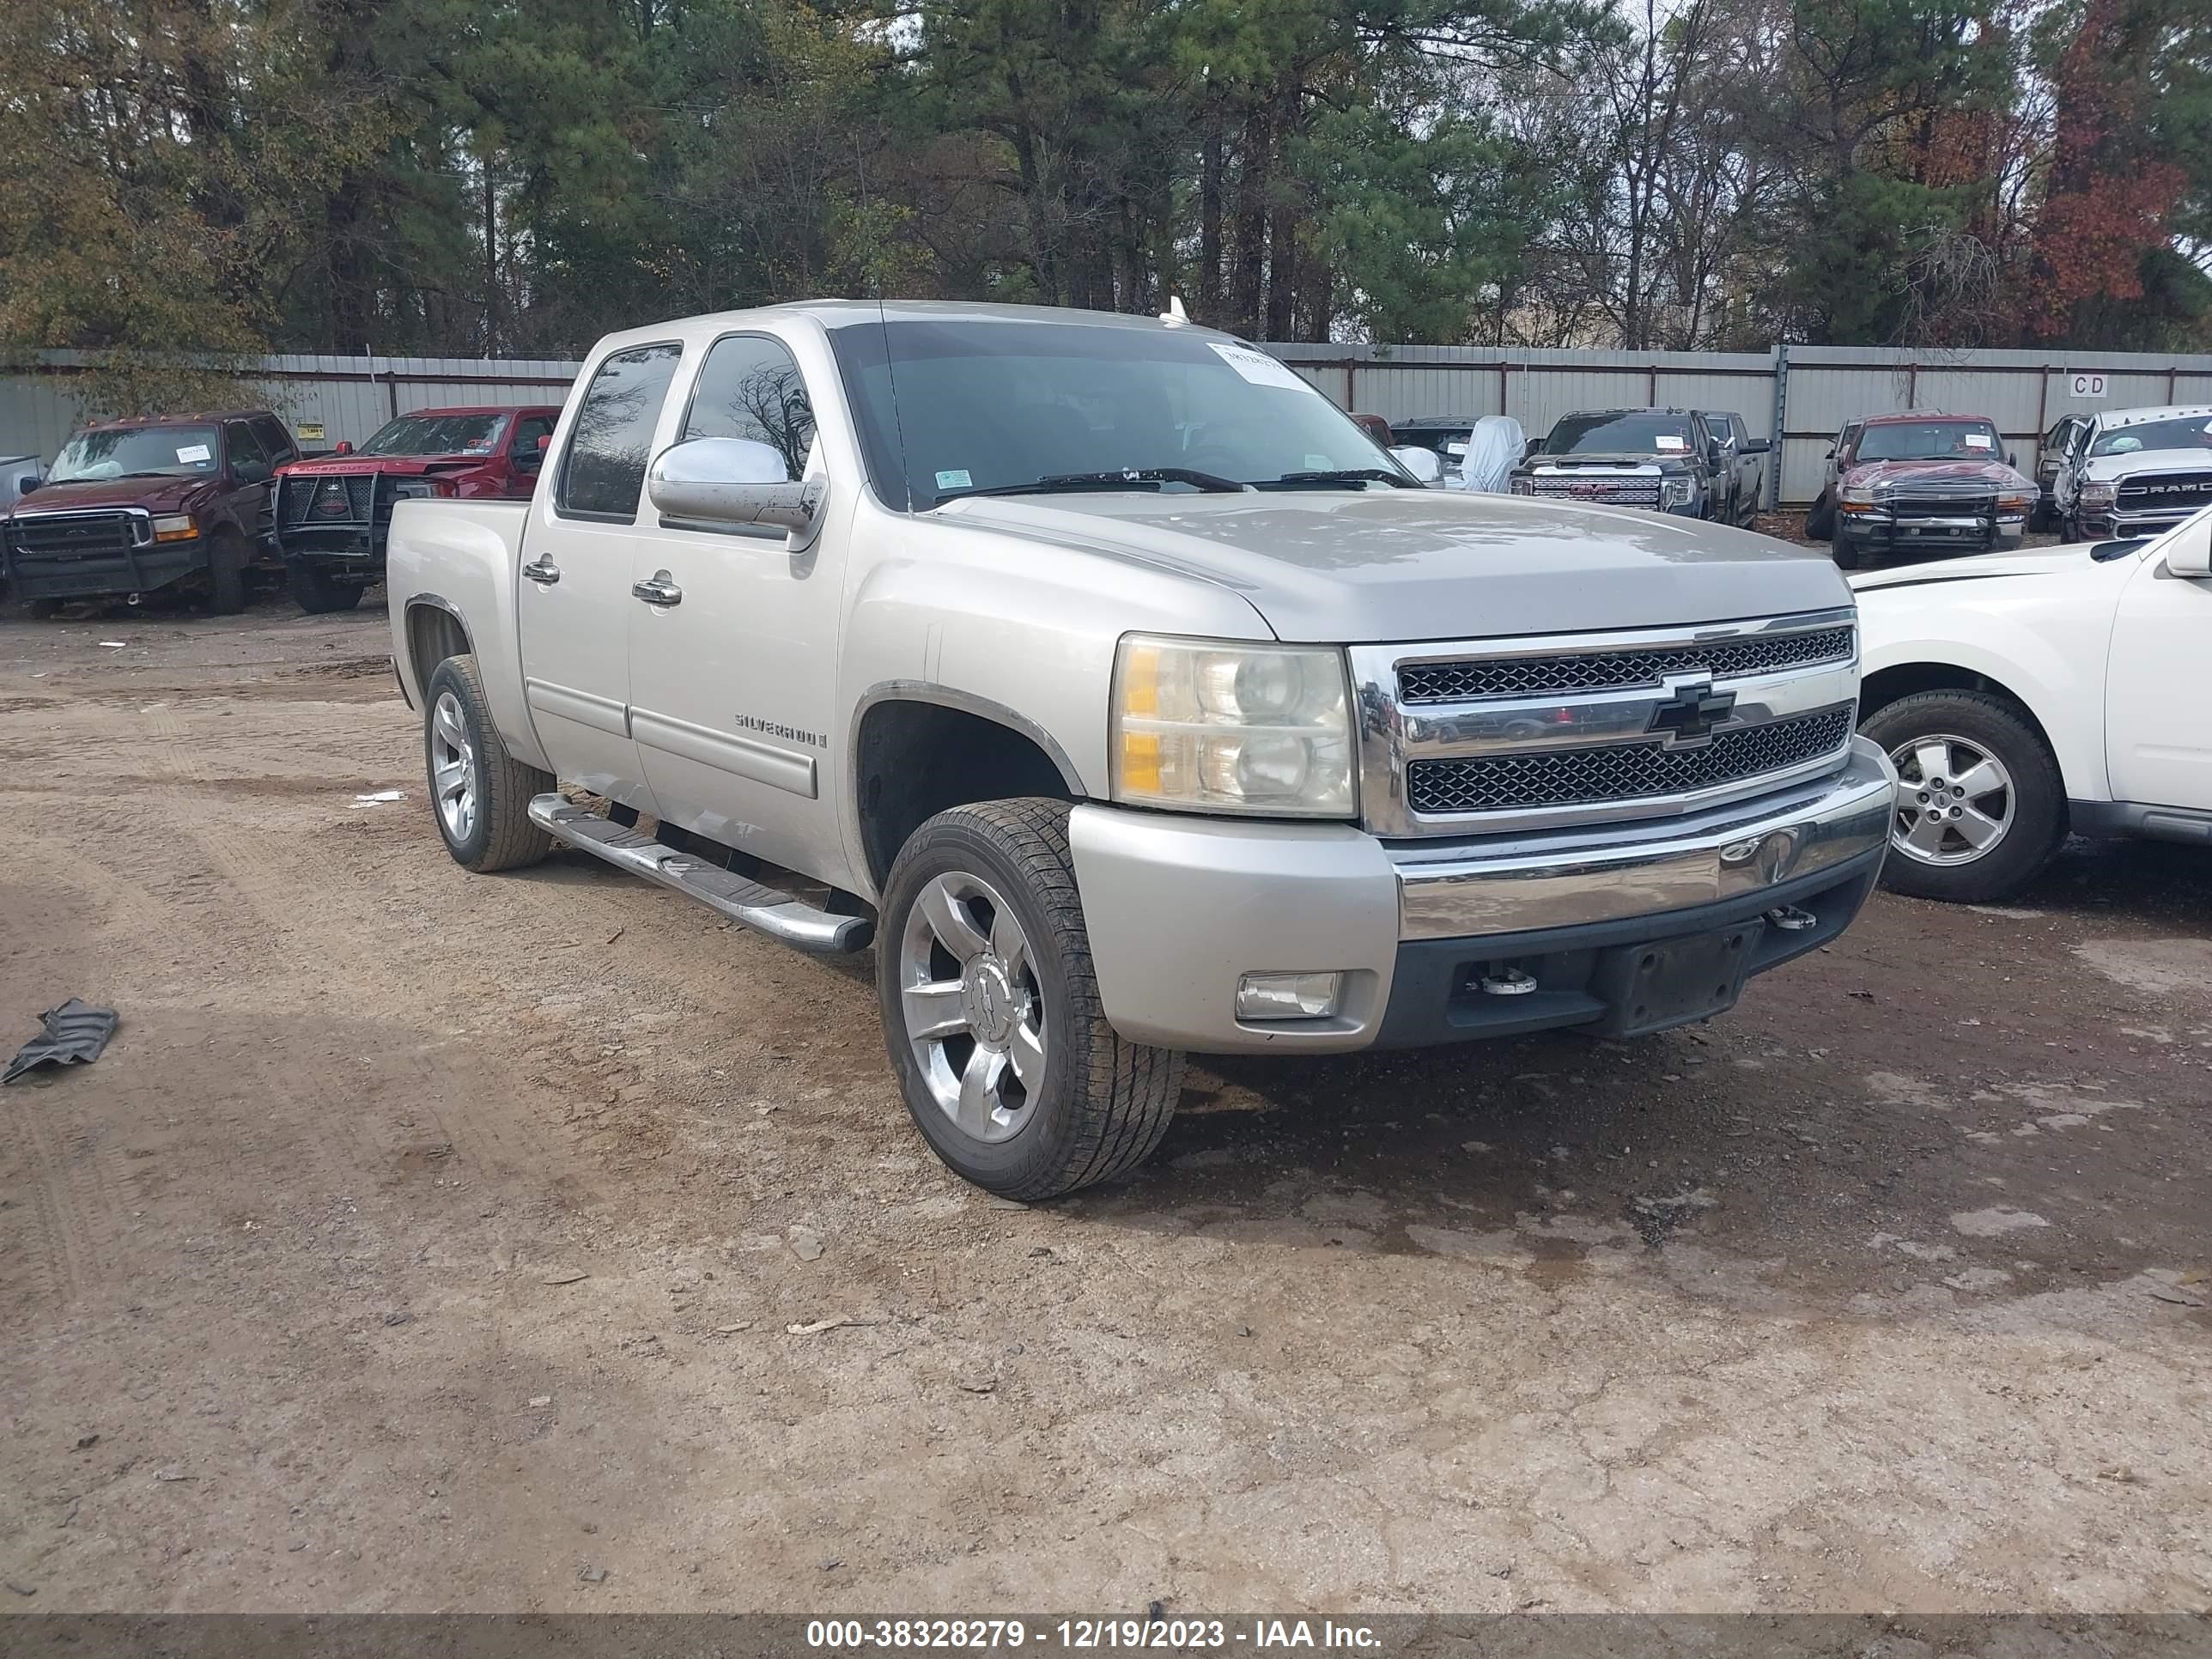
[1589, 921, 1765, 1038]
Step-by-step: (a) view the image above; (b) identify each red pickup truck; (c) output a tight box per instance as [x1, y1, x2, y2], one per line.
[273, 404, 559, 611]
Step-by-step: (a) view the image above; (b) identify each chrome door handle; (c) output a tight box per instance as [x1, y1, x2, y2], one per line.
[521, 557, 561, 586]
[632, 573, 683, 607]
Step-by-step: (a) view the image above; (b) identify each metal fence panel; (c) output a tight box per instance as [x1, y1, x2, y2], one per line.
[9, 342, 2212, 507]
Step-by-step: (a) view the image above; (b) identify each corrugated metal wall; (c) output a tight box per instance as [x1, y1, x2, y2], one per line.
[8, 342, 2212, 506]
[0, 352, 580, 462]
[1272, 342, 2212, 505]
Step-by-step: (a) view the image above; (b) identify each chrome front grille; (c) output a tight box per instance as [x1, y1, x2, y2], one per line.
[1531, 479, 1660, 506]
[1400, 626, 1853, 704]
[1351, 609, 1861, 837]
[1407, 706, 1854, 815]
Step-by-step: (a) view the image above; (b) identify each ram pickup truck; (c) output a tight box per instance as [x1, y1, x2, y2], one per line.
[3, 410, 296, 615]
[2049, 404, 2212, 544]
[1510, 409, 1726, 520]
[1852, 510, 2212, 902]
[387, 301, 1896, 1198]
[275, 404, 561, 613]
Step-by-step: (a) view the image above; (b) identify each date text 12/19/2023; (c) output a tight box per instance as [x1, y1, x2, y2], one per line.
[804, 1621, 1385, 1651]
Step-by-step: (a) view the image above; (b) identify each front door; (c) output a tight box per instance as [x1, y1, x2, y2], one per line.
[516, 341, 684, 807]
[623, 330, 843, 878]
[222, 421, 278, 547]
[2106, 534, 2212, 810]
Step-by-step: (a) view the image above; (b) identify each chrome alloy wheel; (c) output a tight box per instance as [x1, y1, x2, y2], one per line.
[1888, 733, 2014, 866]
[430, 690, 477, 843]
[897, 871, 1046, 1144]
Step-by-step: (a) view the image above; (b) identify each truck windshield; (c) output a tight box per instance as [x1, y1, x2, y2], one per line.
[830, 319, 1409, 507]
[358, 413, 507, 458]
[1855, 421, 2002, 461]
[2088, 416, 2212, 458]
[50, 424, 222, 482]
[1545, 412, 1698, 457]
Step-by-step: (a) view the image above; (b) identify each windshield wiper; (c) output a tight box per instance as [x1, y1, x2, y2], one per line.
[933, 467, 1247, 505]
[1249, 468, 1421, 490]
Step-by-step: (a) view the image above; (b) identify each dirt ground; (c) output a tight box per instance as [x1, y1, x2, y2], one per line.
[0, 593, 2205, 1616]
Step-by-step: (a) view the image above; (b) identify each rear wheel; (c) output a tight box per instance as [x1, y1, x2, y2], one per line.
[25, 599, 61, 620]
[422, 653, 554, 872]
[289, 560, 363, 614]
[1861, 691, 2066, 902]
[878, 799, 1182, 1200]
[205, 530, 249, 615]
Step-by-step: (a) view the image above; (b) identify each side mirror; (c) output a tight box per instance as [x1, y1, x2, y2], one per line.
[334, 441, 354, 455]
[536, 434, 550, 451]
[647, 436, 823, 534]
[2008, 451, 2020, 469]
[15, 475, 39, 495]
[1389, 445, 1443, 485]
[1824, 447, 1836, 460]
[1744, 439, 1771, 455]
[2166, 513, 2212, 578]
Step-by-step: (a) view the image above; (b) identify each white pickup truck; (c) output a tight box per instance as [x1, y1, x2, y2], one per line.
[387, 301, 1896, 1197]
[1852, 510, 2212, 902]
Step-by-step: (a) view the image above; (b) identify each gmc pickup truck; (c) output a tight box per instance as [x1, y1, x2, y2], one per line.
[1510, 409, 1729, 521]
[1853, 510, 2212, 902]
[387, 301, 1896, 1198]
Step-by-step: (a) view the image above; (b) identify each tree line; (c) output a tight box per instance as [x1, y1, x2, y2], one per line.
[2, 0, 2206, 412]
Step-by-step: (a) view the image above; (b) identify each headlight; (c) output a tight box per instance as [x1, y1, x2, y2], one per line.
[1112, 635, 1356, 817]
[2078, 482, 2117, 507]
[1510, 477, 1534, 495]
[1839, 482, 1889, 507]
[391, 479, 453, 500]
[1658, 477, 1693, 508]
[151, 514, 196, 542]
[1996, 490, 2035, 514]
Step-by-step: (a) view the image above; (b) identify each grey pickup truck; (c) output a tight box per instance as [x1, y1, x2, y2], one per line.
[387, 301, 1896, 1198]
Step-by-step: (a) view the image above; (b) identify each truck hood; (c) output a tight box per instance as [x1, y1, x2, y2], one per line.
[279, 454, 487, 478]
[1849, 545, 2087, 593]
[1839, 457, 2034, 492]
[943, 490, 1850, 643]
[2079, 447, 2212, 483]
[5, 475, 208, 515]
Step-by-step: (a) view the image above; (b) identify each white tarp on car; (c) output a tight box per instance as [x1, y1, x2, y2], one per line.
[1452, 416, 1524, 495]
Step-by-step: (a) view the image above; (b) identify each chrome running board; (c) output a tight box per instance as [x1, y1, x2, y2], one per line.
[528, 794, 872, 954]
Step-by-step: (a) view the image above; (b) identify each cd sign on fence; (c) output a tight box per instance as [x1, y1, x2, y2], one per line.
[2069, 373, 2107, 398]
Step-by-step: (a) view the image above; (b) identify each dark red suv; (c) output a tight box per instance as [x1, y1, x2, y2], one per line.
[2, 410, 296, 615]
[272, 404, 560, 612]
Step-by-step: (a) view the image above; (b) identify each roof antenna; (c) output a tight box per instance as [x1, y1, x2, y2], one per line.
[854, 135, 914, 509]
[1159, 295, 1188, 325]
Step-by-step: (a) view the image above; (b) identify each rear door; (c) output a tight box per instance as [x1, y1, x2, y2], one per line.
[517, 342, 684, 808]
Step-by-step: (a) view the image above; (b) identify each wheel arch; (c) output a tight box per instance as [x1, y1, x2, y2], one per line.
[849, 686, 1086, 897]
[400, 595, 473, 708]
[1858, 660, 2071, 787]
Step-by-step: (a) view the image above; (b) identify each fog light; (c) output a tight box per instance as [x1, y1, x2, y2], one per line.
[1236, 971, 1343, 1021]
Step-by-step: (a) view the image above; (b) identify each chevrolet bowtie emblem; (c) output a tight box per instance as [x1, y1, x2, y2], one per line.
[1647, 680, 1737, 747]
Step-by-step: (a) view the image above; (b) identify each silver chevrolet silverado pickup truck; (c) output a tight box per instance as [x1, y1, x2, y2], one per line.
[387, 301, 1896, 1198]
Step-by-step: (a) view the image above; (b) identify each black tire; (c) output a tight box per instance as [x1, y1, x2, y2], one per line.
[877, 798, 1183, 1200]
[289, 560, 363, 614]
[205, 530, 250, 615]
[1829, 526, 1862, 569]
[1805, 491, 1834, 539]
[1860, 690, 2067, 903]
[422, 653, 554, 872]
[25, 598, 61, 620]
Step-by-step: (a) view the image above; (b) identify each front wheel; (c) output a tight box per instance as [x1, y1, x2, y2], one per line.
[205, 530, 249, 615]
[289, 561, 364, 614]
[877, 799, 1183, 1200]
[1860, 691, 2066, 902]
[1829, 527, 1862, 569]
[1805, 492, 1835, 539]
[422, 653, 554, 872]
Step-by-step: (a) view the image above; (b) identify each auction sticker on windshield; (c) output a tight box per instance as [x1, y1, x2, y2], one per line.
[1208, 342, 1312, 392]
[1965, 433, 1992, 448]
[936, 469, 972, 491]
[177, 444, 212, 464]
[1655, 434, 1685, 451]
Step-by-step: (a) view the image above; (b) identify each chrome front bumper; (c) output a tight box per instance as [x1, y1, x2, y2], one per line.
[1067, 739, 1897, 1053]
[1394, 737, 1896, 938]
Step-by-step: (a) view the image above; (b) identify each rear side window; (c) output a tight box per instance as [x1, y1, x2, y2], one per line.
[682, 336, 817, 482]
[512, 414, 556, 458]
[557, 343, 684, 520]
[226, 422, 270, 474]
